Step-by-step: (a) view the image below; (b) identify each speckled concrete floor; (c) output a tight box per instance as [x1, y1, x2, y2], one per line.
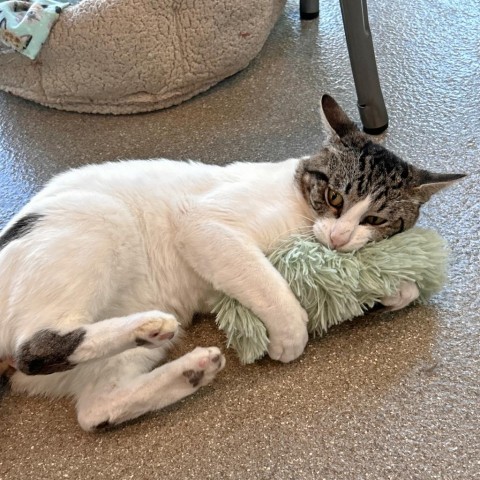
[0, 0, 479, 479]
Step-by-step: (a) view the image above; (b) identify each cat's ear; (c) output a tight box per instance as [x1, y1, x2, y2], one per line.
[412, 170, 466, 202]
[320, 94, 360, 140]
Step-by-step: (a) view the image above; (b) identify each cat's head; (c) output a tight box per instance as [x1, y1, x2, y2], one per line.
[296, 94, 465, 251]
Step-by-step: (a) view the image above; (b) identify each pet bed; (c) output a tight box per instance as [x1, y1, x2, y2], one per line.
[0, 0, 285, 114]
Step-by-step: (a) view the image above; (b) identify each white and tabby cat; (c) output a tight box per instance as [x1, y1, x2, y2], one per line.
[0, 95, 464, 431]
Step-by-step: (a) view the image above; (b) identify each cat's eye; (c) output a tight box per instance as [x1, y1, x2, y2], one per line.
[326, 188, 344, 209]
[363, 215, 387, 226]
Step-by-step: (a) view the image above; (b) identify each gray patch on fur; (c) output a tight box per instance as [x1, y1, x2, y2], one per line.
[183, 369, 204, 387]
[16, 328, 86, 375]
[0, 213, 43, 251]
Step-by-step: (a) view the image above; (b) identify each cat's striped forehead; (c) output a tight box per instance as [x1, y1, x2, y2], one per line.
[295, 138, 422, 242]
[323, 140, 413, 199]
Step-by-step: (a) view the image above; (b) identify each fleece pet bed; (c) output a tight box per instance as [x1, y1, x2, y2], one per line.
[0, 0, 285, 114]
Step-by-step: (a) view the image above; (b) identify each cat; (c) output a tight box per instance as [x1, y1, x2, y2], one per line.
[0, 95, 464, 431]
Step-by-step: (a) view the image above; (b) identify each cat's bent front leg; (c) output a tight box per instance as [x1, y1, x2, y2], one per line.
[176, 212, 308, 363]
[380, 281, 420, 311]
[76, 347, 225, 431]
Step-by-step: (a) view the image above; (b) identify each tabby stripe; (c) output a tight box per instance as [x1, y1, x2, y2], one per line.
[358, 172, 371, 196]
[358, 156, 367, 173]
[366, 165, 376, 190]
[356, 174, 365, 195]
[358, 148, 371, 173]
[306, 169, 329, 184]
[377, 200, 387, 212]
[373, 188, 386, 203]
[358, 141, 373, 169]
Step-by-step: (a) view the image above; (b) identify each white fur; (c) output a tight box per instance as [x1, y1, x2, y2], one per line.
[380, 281, 420, 311]
[0, 157, 414, 430]
[0, 158, 313, 429]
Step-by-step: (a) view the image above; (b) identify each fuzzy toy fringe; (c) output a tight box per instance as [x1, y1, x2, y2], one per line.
[213, 228, 447, 364]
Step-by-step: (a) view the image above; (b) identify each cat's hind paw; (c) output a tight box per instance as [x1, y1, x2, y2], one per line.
[132, 311, 179, 347]
[182, 347, 225, 388]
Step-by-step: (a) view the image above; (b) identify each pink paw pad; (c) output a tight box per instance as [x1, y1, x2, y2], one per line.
[149, 331, 175, 341]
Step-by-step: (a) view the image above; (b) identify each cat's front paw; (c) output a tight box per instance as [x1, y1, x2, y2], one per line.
[267, 309, 309, 363]
[380, 281, 420, 311]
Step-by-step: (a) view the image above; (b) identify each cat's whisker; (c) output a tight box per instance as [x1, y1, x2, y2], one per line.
[296, 213, 316, 223]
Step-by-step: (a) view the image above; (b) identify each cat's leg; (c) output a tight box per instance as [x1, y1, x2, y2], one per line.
[76, 346, 225, 431]
[14, 310, 180, 375]
[4, 194, 180, 375]
[380, 281, 420, 311]
[176, 213, 308, 363]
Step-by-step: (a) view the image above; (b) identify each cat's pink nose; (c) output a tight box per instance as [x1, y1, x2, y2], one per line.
[330, 229, 351, 249]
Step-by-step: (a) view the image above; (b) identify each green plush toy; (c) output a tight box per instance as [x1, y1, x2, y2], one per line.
[213, 228, 448, 364]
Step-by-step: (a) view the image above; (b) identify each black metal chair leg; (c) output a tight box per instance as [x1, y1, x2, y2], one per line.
[299, 0, 389, 134]
[300, 0, 319, 20]
[339, 0, 388, 134]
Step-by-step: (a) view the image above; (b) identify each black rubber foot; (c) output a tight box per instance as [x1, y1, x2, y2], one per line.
[300, 11, 319, 20]
[363, 123, 389, 135]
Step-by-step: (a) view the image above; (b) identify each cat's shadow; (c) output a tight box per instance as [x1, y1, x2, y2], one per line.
[0, 305, 440, 436]
[165, 305, 440, 418]
[93, 305, 441, 433]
